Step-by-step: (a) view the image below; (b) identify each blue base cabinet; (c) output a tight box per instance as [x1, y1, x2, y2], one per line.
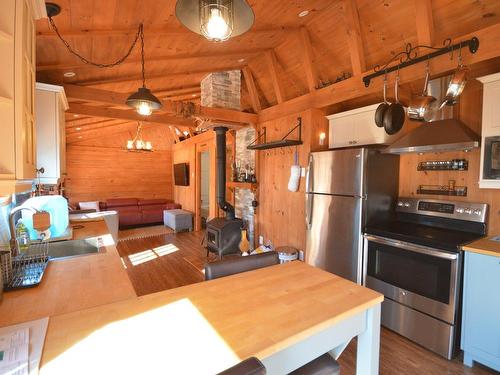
[461, 251, 500, 372]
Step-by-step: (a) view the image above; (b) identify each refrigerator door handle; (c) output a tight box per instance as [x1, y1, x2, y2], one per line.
[306, 154, 313, 193]
[306, 193, 313, 229]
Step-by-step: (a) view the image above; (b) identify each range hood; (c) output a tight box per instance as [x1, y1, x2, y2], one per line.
[383, 76, 480, 154]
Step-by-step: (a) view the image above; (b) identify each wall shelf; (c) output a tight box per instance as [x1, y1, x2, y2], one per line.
[247, 117, 302, 150]
[227, 181, 258, 191]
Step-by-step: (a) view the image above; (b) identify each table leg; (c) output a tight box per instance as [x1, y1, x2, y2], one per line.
[356, 303, 381, 375]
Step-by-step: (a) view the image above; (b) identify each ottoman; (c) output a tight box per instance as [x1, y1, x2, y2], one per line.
[163, 209, 193, 232]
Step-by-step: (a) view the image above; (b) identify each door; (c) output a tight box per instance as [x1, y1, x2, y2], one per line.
[307, 149, 364, 196]
[195, 143, 214, 231]
[306, 194, 362, 283]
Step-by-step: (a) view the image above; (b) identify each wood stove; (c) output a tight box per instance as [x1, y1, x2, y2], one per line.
[206, 126, 242, 258]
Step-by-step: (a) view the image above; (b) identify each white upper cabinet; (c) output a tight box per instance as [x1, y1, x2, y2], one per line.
[0, 0, 45, 195]
[327, 104, 395, 149]
[477, 73, 500, 189]
[35, 83, 68, 184]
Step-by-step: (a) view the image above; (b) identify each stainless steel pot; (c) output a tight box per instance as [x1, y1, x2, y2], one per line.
[408, 64, 437, 121]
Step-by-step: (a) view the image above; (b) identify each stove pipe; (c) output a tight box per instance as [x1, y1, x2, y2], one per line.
[214, 126, 235, 220]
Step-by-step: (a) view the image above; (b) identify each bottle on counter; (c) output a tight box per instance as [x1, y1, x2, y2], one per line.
[15, 220, 30, 253]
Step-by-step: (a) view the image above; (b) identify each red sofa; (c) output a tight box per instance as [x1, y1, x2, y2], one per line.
[100, 198, 181, 228]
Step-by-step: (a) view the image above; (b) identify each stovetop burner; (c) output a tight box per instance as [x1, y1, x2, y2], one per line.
[365, 197, 489, 251]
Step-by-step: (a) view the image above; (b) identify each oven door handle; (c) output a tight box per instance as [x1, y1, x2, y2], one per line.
[364, 234, 459, 260]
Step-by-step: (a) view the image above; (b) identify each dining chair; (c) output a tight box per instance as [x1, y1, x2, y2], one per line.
[206, 254, 341, 375]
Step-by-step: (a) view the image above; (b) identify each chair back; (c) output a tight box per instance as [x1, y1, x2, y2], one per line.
[205, 252, 279, 281]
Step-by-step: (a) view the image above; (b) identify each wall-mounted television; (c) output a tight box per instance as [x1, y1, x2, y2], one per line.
[174, 163, 189, 186]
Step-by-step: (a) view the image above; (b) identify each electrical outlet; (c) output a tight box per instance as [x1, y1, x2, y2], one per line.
[299, 250, 304, 261]
[301, 167, 306, 177]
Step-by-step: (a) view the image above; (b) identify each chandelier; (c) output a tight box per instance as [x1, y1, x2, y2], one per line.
[175, 0, 254, 42]
[126, 122, 153, 151]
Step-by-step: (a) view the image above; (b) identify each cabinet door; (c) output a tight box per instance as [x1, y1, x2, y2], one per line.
[353, 110, 387, 145]
[482, 83, 500, 137]
[329, 117, 355, 148]
[462, 252, 500, 359]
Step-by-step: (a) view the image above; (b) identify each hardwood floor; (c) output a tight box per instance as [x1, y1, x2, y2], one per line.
[116, 230, 497, 375]
[116, 230, 212, 296]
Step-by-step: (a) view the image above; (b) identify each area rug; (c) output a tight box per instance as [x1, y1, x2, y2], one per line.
[118, 225, 174, 242]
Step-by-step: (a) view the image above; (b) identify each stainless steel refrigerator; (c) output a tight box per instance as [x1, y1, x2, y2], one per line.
[305, 147, 399, 284]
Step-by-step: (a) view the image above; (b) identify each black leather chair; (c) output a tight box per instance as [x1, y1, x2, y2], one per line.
[207, 254, 341, 375]
[204, 252, 280, 281]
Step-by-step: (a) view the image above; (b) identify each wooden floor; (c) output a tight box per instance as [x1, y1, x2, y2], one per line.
[116, 230, 496, 375]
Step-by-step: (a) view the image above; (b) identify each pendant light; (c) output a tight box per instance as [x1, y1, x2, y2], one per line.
[126, 24, 162, 115]
[126, 122, 153, 151]
[176, 0, 254, 42]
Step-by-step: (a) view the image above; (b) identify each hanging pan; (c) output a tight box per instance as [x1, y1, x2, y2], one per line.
[383, 71, 405, 135]
[375, 74, 390, 127]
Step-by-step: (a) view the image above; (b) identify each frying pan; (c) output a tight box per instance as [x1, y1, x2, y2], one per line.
[375, 75, 389, 127]
[383, 75, 405, 135]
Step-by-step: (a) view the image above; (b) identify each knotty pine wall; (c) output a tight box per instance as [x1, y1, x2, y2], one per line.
[399, 78, 500, 235]
[256, 109, 328, 251]
[65, 124, 174, 205]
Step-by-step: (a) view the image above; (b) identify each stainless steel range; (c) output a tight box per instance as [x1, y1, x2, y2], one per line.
[363, 197, 488, 359]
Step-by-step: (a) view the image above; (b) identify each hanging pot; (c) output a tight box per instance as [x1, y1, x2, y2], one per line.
[375, 75, 390, 127]
[383, 74, 405, 135]
[407, 63, 437, 121]
[442, 63, 469, 106]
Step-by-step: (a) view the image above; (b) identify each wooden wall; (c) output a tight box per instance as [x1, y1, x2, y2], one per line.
[171, 130, 236, 230]
[65, 124, 174, 205]
[256, 109, 328, 251]
[399, 76, 500, 235]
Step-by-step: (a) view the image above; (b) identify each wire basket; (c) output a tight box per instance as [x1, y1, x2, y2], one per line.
[5, 241, 49, 290]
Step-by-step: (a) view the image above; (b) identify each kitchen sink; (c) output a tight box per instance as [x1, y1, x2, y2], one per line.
[48, 238, 102, 260]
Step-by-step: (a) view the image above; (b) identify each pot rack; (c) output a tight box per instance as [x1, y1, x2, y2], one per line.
[362, 37, 480, 87]
[247, 117, 302, 150]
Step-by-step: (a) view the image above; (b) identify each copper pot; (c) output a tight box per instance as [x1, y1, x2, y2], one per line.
[442, 64, 469, 106]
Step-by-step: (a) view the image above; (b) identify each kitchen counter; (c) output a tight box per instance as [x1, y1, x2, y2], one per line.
[462, 236, 500, 258]
[0, 220, 136, 327]
[39, 261, 383, 374]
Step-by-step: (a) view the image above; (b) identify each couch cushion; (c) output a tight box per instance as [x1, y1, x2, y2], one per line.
[138, 199, 169, 206]
[106, 198, 139, 208]
[141, 208, 164, 224]
[119, 211, 142, 227]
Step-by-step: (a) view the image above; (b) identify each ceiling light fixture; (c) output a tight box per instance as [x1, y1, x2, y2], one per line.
[176, 0, 254, 42]
[238, 58, 245, 63]
[125, 25, 162, 116]
[63, 71, 76, 78]
[75, 127, 82, 131]
[298, 10, 310, 17]
[126, 122, 153, 151]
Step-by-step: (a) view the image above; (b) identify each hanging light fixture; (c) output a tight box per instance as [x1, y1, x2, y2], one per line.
[176, 0, 254, 42]
[126, 24, 162, 115]
[126, 122, 153, 151]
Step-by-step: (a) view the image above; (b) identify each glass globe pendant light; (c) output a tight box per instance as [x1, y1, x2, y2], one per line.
[126, 24, 162, 115]
[176, 0, 254, 42]
[200, 1, 233, 41]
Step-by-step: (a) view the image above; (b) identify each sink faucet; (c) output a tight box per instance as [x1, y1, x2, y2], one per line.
[8, 206, 38, 256]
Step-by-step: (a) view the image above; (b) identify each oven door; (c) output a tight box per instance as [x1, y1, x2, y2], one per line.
[363, 234, 460, 324]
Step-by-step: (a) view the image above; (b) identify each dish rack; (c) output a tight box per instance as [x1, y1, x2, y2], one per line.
[1, 242, 49, 291]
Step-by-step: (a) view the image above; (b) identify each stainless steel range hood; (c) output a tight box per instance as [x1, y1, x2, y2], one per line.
[383, 76, 480, 154]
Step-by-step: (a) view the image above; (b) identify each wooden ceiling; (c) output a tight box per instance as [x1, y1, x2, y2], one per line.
[35, 0, 500, 144]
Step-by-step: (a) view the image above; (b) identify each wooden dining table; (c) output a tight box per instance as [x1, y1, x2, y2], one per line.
[40, 261, 383, 375]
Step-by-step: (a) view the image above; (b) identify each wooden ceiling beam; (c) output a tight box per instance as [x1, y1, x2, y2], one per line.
[155, 86, 201, 98]
[67, 103, 196, 127]
[168, 92, 201, 102]
[37, 49, 269, 72]
[66, 118, 120, 129]
[298, 27, 318, 92]
[80, 66, 244, 86]
[414, 0, 434, 46]
[258, 23, 500, 123]
[265, 50, 285, 103]
[37, 27, 297, 38]
[344, 0, 366, 76]
[64, 84, 258, 125]
[66, 121, 130, 137]
[242, 66, 262, 112]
